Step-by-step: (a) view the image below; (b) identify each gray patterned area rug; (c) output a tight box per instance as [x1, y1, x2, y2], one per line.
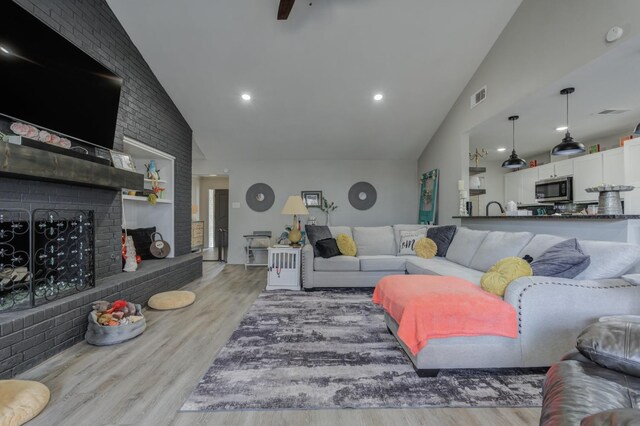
[182, 289, 545, 412]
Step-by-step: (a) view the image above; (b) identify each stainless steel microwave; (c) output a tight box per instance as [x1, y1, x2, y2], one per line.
[535, 176, 573, 203]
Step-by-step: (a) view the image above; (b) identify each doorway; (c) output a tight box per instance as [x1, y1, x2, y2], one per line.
[195, 175, 229, 261]
[213, 189, 228, 261]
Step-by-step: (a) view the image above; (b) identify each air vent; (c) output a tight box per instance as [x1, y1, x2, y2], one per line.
[596, 109, 630, 115]
[470, 86, 486, 109]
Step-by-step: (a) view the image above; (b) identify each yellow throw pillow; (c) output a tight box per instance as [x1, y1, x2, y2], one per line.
[481, 257, 533, 297]
[336, 233, 357, 256]
[415, 237, 437, 259]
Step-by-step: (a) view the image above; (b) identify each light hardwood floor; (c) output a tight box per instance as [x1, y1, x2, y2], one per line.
[18, 263, 541, 426]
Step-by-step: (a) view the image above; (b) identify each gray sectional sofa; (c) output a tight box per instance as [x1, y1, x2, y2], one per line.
[301, 224, 640, 370]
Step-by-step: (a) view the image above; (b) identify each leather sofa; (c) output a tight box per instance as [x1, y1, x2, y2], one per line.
[302, 224, 640, 370]
[541, 318, 640, 425]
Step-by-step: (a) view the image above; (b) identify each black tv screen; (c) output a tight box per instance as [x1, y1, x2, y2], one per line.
[0, 2, 123, 149]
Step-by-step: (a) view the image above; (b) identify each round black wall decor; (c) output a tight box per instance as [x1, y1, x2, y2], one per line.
[246, 183, 275, 212]
[348, 181, 377, 210]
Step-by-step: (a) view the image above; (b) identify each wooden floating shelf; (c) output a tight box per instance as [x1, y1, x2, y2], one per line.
[0, 140, 144, 190]
[469, 189, 486, 196]
[469, 167, 486, 176]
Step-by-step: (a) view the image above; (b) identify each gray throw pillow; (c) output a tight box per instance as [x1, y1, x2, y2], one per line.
[305, 225, 332, 257]
[577, 321, 640, 377]
[426, 225, 457, 257]
[529, 238, 590, 278]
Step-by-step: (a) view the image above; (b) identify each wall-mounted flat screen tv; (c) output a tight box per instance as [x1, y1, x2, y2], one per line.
[0, 1, 123, 150]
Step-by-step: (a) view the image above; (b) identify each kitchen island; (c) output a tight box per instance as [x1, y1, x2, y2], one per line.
[452, 215, 640, 244]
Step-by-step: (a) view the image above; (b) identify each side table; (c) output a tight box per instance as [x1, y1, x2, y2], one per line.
[266, 246, 302, 291]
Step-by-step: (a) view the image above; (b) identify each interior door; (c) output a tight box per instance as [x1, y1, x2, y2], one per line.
[215, 189, 229, 250]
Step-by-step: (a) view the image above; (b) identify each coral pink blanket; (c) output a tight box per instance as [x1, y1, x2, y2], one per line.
[372, 275, 517, 356]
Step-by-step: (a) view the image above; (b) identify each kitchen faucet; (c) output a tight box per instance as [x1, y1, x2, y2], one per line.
[486, 201, 505, 216]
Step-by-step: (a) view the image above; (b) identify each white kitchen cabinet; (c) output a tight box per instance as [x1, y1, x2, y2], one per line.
[504, 171, 521, 205]
[624, 138, 640, 214]
[554, 159, 574, 178]
[537, 164, 555, 180]
[520, 167, 540, 205]
[602, 148, 625, 185]
[573, 152, 603, 202]
[537, 160, 573, 180]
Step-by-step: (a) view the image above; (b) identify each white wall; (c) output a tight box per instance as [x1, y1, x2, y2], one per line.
[192, 159, 418, 264]
[419, 0, 640, 224]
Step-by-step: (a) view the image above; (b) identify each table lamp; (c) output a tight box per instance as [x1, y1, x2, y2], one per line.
[281, 195, 309, 246]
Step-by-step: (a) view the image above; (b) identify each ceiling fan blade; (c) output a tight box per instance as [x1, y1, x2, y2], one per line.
[277, 0, 295, 20]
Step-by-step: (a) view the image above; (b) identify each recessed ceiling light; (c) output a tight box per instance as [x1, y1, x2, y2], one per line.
[497, 147, 506, 152]
[209, 174, 217, 177]
[555, 126, 568, 131]
[241, 93, 251, 101]
[373, 93, 384, 102]
[0, 46, 9, 54]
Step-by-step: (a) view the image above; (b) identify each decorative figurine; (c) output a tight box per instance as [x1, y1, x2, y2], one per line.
[145, 160, 160, 181]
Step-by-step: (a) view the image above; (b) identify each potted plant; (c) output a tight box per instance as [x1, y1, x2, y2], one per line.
[320, 198, 337, 226]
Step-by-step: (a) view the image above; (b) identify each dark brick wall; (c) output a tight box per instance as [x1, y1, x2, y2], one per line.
[0, 0, 193, 278]
[0, 254, 203, 378]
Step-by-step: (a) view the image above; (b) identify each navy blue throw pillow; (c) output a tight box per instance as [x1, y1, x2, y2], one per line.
[530, 238, 590, 278]
[426, 225, 457, 257]
[315, 238, 341, 259]
[305, 225, 332, 257]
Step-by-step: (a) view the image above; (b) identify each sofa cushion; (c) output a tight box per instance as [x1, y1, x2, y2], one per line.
[405, 257, 483, 285]
[352, 226, 396, 256]
[398, 229, 426, 255]
[575, 240, 640, 280]
[530, 238, 591, 279]
[518, 234, 567, 259]
[336, 233, 357, 256]
[314, 255, 360, 272]
[315, 238, 341, 259]
[329, 226, 353, 239]
[415, 237, 437, 259]
[470, 231, 534, 272]
[481, 257, 533, 297]
[426, 225, 457, 257]
[305, 225, 332, 257]
[393, 225, 429, 251]
[358, 255, 407, 271]
[445, 228, 489, 267]
[577, 320, 640, 377]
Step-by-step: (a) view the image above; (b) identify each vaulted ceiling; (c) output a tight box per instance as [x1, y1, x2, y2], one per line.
[107, 0, 522, 161]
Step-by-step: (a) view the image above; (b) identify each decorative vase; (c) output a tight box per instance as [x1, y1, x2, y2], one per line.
[123, 236, 138, 272]
[326, 213, 331, 226]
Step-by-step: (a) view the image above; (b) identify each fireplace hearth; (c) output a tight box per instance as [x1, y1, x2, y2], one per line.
[0, 208, 95, 312]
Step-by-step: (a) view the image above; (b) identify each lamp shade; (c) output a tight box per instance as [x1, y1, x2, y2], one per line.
[281, 196, 309, 215]
[634, 122, 640, 135]
[551, 132, 585, 156]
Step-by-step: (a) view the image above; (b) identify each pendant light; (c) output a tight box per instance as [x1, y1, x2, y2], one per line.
[502, 115, 527, 169]
[552, 87, 585, 156]
[634, 122, 640, 136]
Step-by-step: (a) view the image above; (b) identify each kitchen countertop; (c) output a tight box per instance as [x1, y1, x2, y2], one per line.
[453, 215, 640, 220]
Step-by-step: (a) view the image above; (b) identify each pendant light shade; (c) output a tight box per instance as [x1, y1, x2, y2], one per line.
[634, 122, 640, 136]
[552, 87, 585, 156]
[502, 115, 526, 169]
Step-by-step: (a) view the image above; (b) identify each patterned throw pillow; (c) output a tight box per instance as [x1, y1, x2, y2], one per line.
[336, 233, 357, 256]
[398, 230, 427, 255]
[481, 257, 532, 297]
[415, 237, 438, 259]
